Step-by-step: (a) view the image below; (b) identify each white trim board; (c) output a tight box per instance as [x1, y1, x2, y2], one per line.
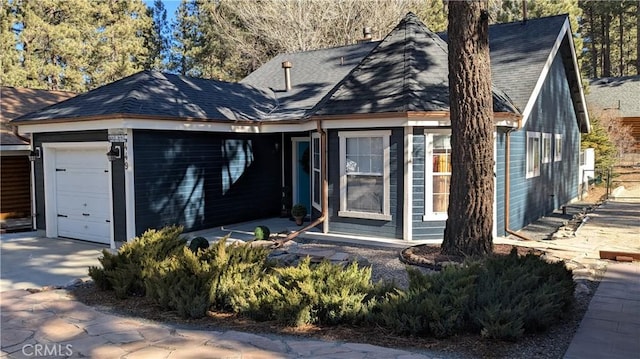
[16, 116, 519, 136]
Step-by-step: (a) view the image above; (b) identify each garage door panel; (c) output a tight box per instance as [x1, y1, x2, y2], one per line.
[56, 193, 110, 218]
[56, 172, 109, 194]
[53, 146, 111, 244]
[58, 217, 110, 244]
[56, 149, 106, 166]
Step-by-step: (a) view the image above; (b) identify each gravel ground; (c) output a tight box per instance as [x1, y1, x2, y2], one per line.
[294, 237, 423, 288]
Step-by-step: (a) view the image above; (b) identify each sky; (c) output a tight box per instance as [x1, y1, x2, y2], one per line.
[145, 0, 181, 25]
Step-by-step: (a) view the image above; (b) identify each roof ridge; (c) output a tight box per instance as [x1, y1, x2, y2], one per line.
[120, 71, 156, 114]
[401, 12, 450, 112]
[489, 13, 569, 27]
[304, 37, 384, 118]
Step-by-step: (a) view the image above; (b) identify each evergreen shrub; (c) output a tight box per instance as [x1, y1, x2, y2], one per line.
[144, 236, 272, 318]
[373, 265, 478, 338]
[470, 249, 575, 340]
[87, 226, 187, 298]
[242, 258, 390, 326]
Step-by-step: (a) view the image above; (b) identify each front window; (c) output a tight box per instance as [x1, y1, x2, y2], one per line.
[542, 133, 552, 164]
[424, 132, 451, 219]
[338, 131, 391, 220]
[526, 131, 541, 178]
[554, 134, 563, 162]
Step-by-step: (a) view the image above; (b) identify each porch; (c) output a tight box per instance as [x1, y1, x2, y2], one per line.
[183, 216, 435, 249]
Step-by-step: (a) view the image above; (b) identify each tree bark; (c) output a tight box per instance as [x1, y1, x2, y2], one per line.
[603, 12, 611, 77]
[589, 5, 598, 78]
[619, 8, 624, 76]
[441, 0, 494, 257]
[637, 0, 639, 74]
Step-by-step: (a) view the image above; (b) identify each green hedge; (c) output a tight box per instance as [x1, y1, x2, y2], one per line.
[89, 228, 575, 340]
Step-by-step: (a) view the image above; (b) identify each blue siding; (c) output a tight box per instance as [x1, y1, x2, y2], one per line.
[134, 130, 281, 234]
[327, 128, 403, 239]
[507, 53, 580, 231]
[411, 130, 446, 240]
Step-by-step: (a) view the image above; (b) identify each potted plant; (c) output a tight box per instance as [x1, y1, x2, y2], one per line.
[291, 203, 307, 226]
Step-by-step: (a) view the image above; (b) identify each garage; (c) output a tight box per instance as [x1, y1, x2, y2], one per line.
[45, 144, 112, 244]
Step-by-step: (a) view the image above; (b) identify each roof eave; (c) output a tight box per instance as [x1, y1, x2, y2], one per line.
[12, 113, 260, 127]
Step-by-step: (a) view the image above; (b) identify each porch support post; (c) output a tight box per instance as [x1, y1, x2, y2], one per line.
[403, 126, 413, 241]
[125, 129, 136, 242]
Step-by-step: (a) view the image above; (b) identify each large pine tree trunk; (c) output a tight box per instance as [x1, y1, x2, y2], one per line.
[441, 0, 494, 257]
[589, 6, 599, 78]
[603, 13, 611, 77]
[619, 10, 624, 76]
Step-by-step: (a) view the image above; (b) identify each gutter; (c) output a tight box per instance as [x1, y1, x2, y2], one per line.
[504, 129, 533, 241]
[274, 119, 328, 246]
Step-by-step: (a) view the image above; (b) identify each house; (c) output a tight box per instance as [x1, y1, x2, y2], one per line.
[11, 13, 589, 248]
[586, 75, 640, 153]
[0, 87, 75, 231]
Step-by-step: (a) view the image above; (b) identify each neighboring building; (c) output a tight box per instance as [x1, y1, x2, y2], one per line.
[0, 87, 75, 231]
[12, 13, 589, 247]
[586, 76, 640, 152]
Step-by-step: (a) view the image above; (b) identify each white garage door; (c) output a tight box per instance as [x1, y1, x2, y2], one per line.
[55, 148, 111, 244]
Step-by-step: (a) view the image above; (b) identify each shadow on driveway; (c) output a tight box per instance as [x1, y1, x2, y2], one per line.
[1, 232, 107, 291]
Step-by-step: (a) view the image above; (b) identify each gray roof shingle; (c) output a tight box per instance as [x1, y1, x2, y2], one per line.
[241, 42, 378, 119]
[313, 13, 518, 116]
[13, 71, 277, 123]
[587, 76, 640, 117]
[485, 14, 568, 111]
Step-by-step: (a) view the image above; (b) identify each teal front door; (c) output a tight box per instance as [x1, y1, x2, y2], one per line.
[294, 140, 311, 215]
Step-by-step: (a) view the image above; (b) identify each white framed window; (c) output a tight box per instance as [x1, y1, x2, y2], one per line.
[554, 134, 563, 162]
[311, 133, 321, 210]
[338, 130, 391, 220]
[526, 131, 541, 178]
[423, 131, 451, 221]
[542, 133, 552, 164]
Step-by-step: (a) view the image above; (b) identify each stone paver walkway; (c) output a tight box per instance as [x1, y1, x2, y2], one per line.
[1, 289, 442, 359]
[563, 261, 640, 359]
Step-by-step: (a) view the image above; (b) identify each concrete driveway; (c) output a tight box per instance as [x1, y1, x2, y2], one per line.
[0, 232, 107, 292]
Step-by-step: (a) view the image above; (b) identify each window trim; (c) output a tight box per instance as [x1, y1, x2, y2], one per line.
[338, 130, 391, 221]
[554, 134, 563, 162]
[423, 130, 451, 221]
[542, 133, 552, 164]
[311, 132, 321, 211]
[526, 131, 541, 179]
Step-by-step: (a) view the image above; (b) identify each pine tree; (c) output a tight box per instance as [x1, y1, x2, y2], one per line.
[1, 0, 154, 91]
[87, 0, 152, 88]
[144, 0, 171, 71]
[442, 1, 494, 257]
[579, 0, 639, 77]
[0, 0, 25, 87]
[169, 0, 201, 76]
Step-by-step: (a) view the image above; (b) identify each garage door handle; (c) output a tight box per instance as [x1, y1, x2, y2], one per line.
[82, 213, 90, 216]
[57, 214, 68, 218]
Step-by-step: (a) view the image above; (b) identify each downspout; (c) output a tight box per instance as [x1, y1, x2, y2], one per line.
[504, 129, 533, 241]
[275, 119, 328, 246]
